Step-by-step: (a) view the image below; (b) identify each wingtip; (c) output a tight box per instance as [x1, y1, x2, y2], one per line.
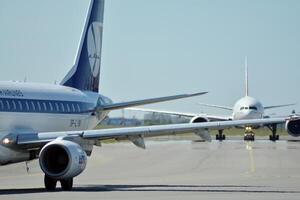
[189, 91, 208, 96]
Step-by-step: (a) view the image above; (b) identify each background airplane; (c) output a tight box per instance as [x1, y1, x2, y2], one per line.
[128, 57, 296, 141]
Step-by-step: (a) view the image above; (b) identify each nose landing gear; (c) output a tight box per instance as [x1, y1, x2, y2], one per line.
[244, 127, 255, 141]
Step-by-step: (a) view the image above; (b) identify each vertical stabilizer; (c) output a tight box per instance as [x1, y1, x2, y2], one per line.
[61, 0, 105, 92]
[245, 56, 249, 96]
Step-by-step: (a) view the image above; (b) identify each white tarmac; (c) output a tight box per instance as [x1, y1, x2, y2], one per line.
[0, 138, 300, 200]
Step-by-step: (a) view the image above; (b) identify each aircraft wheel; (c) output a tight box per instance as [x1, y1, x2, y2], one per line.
[222, 135, 226, 140]
[216, 134, 219, 140]
[269, 135, 279, 141]
[44, 175, 57, 191]
[60, 178, 73, 191]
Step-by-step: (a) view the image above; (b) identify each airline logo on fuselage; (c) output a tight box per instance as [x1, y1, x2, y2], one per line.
[87, 22, 103, 77]
[0, 89, 23, 97]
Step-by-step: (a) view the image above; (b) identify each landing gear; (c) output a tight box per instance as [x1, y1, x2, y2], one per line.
[268, 124, 279, 141]
[44, 175, 73, 191]
[216, 130, 225, 141]
[244, 127, 255, 141]
[44, 175, 57, 191]
[244, 132, 255, 141]
[60, 178, 73, 191]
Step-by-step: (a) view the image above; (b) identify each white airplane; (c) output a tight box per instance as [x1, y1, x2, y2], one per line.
[128, 58, 295, 141]
[1, 0, 300, 191]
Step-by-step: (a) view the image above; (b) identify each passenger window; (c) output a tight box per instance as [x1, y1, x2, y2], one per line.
[49, 102, 53, 112]
[55, 102, 59, 112]
[60, 103, 65, 112]
[25, 101, 29, 111]
[31, 101, 35, 111]
[0, 100, 3, 110]
[66, 104, 70, 112]
[18, 101, 22, 110]
[42, 102, 47, 111]
[12, 100, 16, 110]
[6, 100, 10, 110]
[37, 101, 41, 111]
[71, 104, 75, 112]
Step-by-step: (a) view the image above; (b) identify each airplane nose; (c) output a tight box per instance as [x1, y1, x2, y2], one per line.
[243, 110, 259, 119]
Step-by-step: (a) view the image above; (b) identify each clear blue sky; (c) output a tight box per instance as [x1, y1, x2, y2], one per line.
[0, 0, 300, 117]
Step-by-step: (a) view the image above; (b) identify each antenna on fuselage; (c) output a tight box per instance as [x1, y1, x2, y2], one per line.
[245, 56, 248, 96]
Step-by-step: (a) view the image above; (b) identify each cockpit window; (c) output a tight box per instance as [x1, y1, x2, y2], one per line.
[249, 106, 258, 110]
[240, 107, 244, 110]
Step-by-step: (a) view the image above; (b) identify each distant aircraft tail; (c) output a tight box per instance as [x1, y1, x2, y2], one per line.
[245, 56, 249, 96]
[61, 0, 104, 92]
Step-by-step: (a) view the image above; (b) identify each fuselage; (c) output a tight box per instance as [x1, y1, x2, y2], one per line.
[0, 81, 111, 135]
[232, 96, 264, 120]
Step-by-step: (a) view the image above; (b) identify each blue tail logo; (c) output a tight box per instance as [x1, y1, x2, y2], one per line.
[61, 0, 104, 92]
[87, 22, 102, 77]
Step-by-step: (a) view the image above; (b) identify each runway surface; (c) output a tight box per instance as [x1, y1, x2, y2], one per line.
[0, 138, 300, 199]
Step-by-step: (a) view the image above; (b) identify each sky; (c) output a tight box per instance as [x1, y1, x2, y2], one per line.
[0, 0, 300, 118]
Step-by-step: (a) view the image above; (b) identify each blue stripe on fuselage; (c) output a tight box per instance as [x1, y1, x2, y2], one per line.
[0, 98, 95, 114]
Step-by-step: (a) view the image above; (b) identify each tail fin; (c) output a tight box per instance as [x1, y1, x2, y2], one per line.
[245, 56, 248, 96]
[61, 0, 104, 92]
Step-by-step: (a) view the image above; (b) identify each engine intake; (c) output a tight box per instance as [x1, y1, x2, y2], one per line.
[286, 118, 300, 137]
[190, 116, 209, 123]
[39, 139, 87, 179]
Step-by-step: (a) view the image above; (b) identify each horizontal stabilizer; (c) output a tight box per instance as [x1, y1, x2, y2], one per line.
[264, 103, 296, 110]
[100, 92, 208, 111]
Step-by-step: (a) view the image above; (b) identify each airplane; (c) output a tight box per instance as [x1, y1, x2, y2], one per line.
[128, 57, 296, 141]
[1, 0, 300, 191]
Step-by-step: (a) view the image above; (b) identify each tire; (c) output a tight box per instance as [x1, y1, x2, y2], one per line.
[61, 178, 73, 191]
[216, 134, 219, 140]
[44, 175, 57, 191]
[276, 135, 279, 140]
[222, 135, 226, 140]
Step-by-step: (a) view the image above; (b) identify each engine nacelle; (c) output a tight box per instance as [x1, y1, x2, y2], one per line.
[285, 118, 300, 137]
[190, 116, 211, 140]
[39, 139, 87, 179]
[190, 116, 210, 123]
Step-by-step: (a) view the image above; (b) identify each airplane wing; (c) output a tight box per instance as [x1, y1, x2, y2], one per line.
[126, 107, 199, 117]
[197, 103, 233, 111]
[264, 103, 296, 110]
[126, 107, 231, 121]
[3, 117, 289, 150]
[100, 92, 208, 111]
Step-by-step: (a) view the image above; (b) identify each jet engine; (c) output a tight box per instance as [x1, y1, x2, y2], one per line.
[285, 118, 300, 137]
[190, 116, 211, 140]
[190, 116, 209, 123]
[39, 139, 87, 179]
